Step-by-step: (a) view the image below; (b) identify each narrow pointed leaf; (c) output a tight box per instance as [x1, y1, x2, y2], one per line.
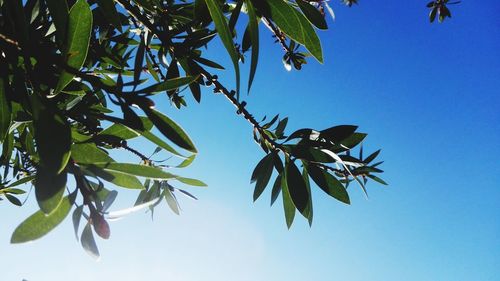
[281, 173, 295, 228]
[308, 165, 350, 204]
[54, 0, 92, 94]
[81, 223, 100, 260]
[71, 143, 114, 164]
[175, 177, 207, 187]
[204, 0, 241, 97]
[164, 188, 180, 215]
[265, 0, 323, 63]
[137, 77, 199, 94]
[96, 0, 122, 31]
[245, 0, 259, 93]
[142, 108, 197, 153]
[286, 160, 310, 213]
[296, 0, 328, 30]
[88, 163, 176, 180]
[0, 77, 11, 142]
[46, 0, 69, 45]
[270, 175, 282, 206]
[251, 153, 274, 201]
[84, 166, 144, 189]
[72, 205, 84, 241]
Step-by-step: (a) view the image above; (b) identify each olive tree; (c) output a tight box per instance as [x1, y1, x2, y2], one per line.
[0, 0, 456, 258]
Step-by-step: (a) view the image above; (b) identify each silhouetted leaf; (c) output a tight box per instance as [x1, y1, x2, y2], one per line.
[137, 77, 198, 94]
[281, 173, 295, 228]
[164, 188, 180, 215]
[308, 165, 350, 204]
[72, 205, 83, 241]
[251, 152, 275, 201]
[320, 125, 357, 143]
[142, 108, 197, 153]
[245, 0, 259, 92]
[296, 0, 328, 30]
[46, 0, 69, 45]
[0, 77, 11, 142]
[285, 160, 310, 213]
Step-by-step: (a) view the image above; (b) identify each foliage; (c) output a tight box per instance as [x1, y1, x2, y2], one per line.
[0, 0, 455, 258]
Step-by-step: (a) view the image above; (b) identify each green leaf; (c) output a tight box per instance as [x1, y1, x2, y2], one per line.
[285, 160, 310, 213]
[339, 133, 367, 149]
[11, 193, 74, 243]
[308, 165, 350, 204]
[46, 0, 69, 45]
[6, 175, 35, 187]
[176, 154, 196, 168]
[0, 77, 12, 142]
[281, 173, 295, 228]
[96, 0, 122, 31]
[204, 0, 241, 97]
[95, 123, 142, 142]
[367, 175, 388, 185]
[31, 95, 72, 174]
[175, 177, 207, 187]
[296, 0, 328, 30]
[364, 149, 381, 164]
[251, 153, 275, 201]
[133, 37, 146, 89]
[266, 0, 323, 63]
[72, 205, 84, 241]
[142, 108, 197, 153]
[320, 125, 357, 143]
[5, 194, 22, 206]
[35, 168, 67, 214]
[137, 76, 199, 94]
[137, 130, 187, 158]
[270, 175, 282, 206]
[302, 166, 313, 226]
[164, 187, 180, 215]
[81, 223, 100, 260]
[87, 163, 177, 180]
[245, 0, 259, 93]
[71, 143, 114, 164]
[83, 166, 144, 189]
[54, 0, 92, 94]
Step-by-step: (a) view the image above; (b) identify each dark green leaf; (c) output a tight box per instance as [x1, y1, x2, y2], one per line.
[11, 193, 74, 243]
[270, 175, 282, 206]
[5, 194, 22, 206]
[302, 166, 313, 226]
[265, 0, 323, 63]
[31, 95, 72, 174]
[204, 0, 241, 97]
[0, 77, 12, 142]
[286, 160, 310, 213]
[133, 36, 145, 89]
[339, 133, 367, 149]
[251, 152, 275, 201]
[320, 125, 357, 143]
[281, 173, 295, 228]
[46, 0, 69, 45]
[367, 175, 388, 185]
[142, 108, 197, 153]
[245, 0, 259, 93]
[35, 168, 67, 214]
[137, 76, 198, 94]
[429, 7, 437, 22]
[136, 130, 187, 158]
[96, 0, 122, 31]
[54, 0, 93, 94]
[296, 0, 328, 30]
[308, 165, 350, 204]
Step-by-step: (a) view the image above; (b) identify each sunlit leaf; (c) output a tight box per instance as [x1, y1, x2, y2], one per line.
[204, 0, 241, 97]
[54, 0, 92, 94]
[87, 163, 176, 180]
[11, 193, 74, 243]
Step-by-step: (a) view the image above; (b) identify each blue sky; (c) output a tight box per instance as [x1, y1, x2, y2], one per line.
[1, 1, 499, 280]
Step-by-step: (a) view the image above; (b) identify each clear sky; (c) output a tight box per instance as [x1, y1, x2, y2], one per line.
[1, 1, 499, 280]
